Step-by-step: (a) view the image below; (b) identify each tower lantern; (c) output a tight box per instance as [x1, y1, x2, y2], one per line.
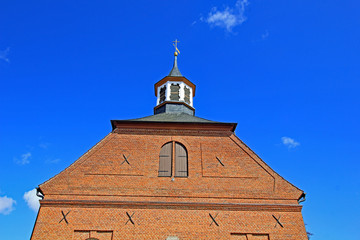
[154, 40, 196, 115]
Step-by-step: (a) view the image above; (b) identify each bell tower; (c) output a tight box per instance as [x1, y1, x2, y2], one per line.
[154, 41, 196, 115]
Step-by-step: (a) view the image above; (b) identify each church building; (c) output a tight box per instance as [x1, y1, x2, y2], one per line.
[31, 46, 308, 240]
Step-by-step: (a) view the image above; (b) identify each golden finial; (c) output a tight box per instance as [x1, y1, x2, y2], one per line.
[173, 39, 180, 56]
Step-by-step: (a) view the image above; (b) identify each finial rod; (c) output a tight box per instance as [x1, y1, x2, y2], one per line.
[168, 39, 183, 77]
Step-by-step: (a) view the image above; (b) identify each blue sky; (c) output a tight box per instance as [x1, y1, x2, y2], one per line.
[0, 0, 359, 239]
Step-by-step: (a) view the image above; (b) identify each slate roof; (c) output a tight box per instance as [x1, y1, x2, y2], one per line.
[168, 55, 182, 77]
[127, 112, 219, 123]
[111, 113, 238, 132]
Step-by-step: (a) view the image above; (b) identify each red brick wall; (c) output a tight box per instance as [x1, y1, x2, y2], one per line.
[31, 129, 307, 239]
[32, 206, 307, 239]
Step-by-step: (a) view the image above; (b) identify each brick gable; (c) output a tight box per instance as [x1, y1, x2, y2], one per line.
[32, 126, 307, 240]
[39, 131, 302, 201]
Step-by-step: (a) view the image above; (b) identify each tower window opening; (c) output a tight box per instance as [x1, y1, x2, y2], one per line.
[170, 84, 180, 101]
[159, 86, 166, 103]
[184, 86, 190, 104]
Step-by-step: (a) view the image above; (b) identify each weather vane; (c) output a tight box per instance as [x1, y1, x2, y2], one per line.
[173, 39, 180, 55]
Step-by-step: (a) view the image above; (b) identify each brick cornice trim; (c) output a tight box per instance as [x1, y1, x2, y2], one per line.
[112, 121, 236, 132]
[41, 200, 302, 212]
[113, 128, 233, 136]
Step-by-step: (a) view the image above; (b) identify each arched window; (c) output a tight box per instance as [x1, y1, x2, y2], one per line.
[159, 142, 188, 177]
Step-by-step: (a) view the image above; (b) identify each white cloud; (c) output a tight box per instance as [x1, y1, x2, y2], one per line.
[23, 189, 41, 212]
[0, 47, 10, 62]
[205, 0, 249, 32]
[39, 142, 50, 149]
[46, 158, 61, 164]
[14, 152, 31, 165]
[0, 196, 16, 215]
[261, 30, 269, 40]
[281, 137, 300, 148]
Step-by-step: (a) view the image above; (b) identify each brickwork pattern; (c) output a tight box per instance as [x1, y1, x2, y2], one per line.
[33, 206, 307, 240]
[31, 129, 307, 239]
